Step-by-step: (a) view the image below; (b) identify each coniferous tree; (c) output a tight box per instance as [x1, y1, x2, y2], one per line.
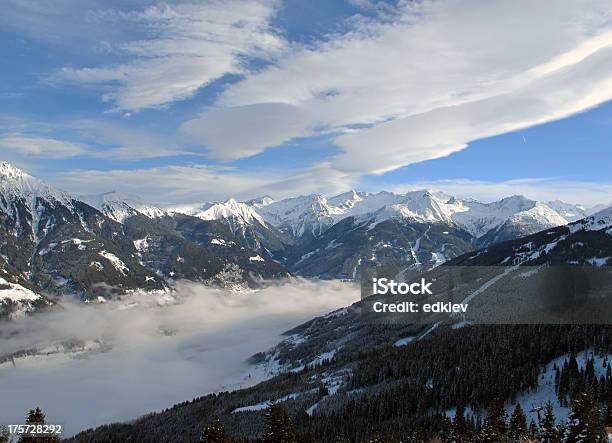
[18, 407, 61, 443]
[508, 403, 528, 441]
[564, 391, 605, 442]
[0, 426, 9, 443]
[604, 400, 612, 427]
[528, 420, 539, 440]
[263, 403, 296, 443]
[201, 418, 231, 443]
[480, 397, 507, 442]
[539, 401, 559, 442]
[450, 403, 469, 443]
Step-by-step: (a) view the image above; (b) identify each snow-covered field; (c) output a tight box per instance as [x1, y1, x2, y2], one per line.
[0, 279, 359, 437]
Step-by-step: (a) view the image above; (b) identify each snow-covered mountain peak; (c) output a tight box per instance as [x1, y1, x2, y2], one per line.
[545, 200, 589, 222]
[326, 189, 365, 209]
[506, 202, 569, 226]
[246, 195, 275, 207]
[0, 161, 71, 205]
[570, 206, 612, 233]
[80, 191, 166, 223]
[0, 161, 27, 180]
[195, 198, 266, 226]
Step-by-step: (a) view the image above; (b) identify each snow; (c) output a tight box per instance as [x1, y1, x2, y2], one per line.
[249, 255, 265, 262]
[394, 336, 415, 346]
[38, 243, 58, 255]
[418, 322, 441, 340]
[0, 162, 72, 206]
[0, 162, 74, 243]
[89, 261, 104, 271]
[80, 191, 166, 223]
[210, 238, 231, 246]
[444, 350, 612, 427]
[323, 307, 348, 319]
[569, 206, 612, 234]
[62, 238, 91, 250]
[231, 391, 311, 413]
[98, 251, 129, 275]
[546, 200, 589, 222]
[587, 256, 610, 266]
[133, 237, 151, 253]
[456, 266, 519, 307]
[0, 277, 41, 303]
[309, 349, 337, 367]
[169, 198, 266, 229]
[254, 189, 580, 240]
[514, 350, 612, 426]
[0, 276, 43, 318]
[294, 249, 319, 266]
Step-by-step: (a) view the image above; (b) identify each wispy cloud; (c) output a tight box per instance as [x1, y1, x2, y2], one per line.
[0, 135, 88, 158]
[50, 0, 285, 111]
[54, 162, 354, 204]
[191, 0, 612, 173]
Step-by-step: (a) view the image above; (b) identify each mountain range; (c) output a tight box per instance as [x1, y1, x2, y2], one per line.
[68, 202, 612, 441]
[0, 160, 608, 318]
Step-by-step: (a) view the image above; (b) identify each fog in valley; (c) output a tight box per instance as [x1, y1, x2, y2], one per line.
[0, 279, 359, 437]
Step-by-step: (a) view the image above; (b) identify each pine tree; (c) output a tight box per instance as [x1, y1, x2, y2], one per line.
[564, 391, 605, 442]
[528, 420, 539, 440]
[480, 397, 507, 442]
[18, 407, 61, 443]
[201, 418, 231, 443]
[263, 402, 296, 443]
[539, 401, 559, 442]
[604, 400, 612, 427]
[508, 403, 528, 441]
[0, 426, 9, 443]
[450, 403, 469, 442]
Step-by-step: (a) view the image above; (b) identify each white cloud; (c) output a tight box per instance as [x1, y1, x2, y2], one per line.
[387, 178, 612, 207]
[0, 136, 88, 158]
[52, 0, 285, 111]
[54, 162, 354, 204]
[69, 120, 201, 160]
[190, 0, 612, 171]
[0, 280, 359, 436]
[181, 103, 316, 160]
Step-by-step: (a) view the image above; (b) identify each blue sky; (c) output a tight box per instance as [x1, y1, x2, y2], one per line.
[1, 0, 611, 205]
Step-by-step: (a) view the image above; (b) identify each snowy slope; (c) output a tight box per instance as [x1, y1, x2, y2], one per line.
[80, 191, 166, 223]
[0, 161, 74, 240]
[0, 276, 46, 319]
[569, 205, 612, 233]
[0, 161, 72, 206]
[255, 190, 581, 242]
[194, 198, 266, 226]
[255, 194, 344, 239]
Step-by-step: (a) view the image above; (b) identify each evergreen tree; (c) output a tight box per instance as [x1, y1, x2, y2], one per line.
[564, 391, 605, 442]
[0, 426, 9, 443]
[263, 403, 296, 443]
[450, 403, 469, 442]
[528, 420, 539, 440]
[201, 418, 231, 443]
[604, 400, 612, 427]
[508, 403, 528, 441]
[479, 397, 507, 442]
[539, 401, 559, 442]
[18, 407, 61, 443]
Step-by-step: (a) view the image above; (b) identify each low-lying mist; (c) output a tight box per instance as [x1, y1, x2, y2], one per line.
[0, 279, 359, 437]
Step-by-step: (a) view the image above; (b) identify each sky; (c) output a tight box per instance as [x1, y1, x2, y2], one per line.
[1, 0, 611, 205]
